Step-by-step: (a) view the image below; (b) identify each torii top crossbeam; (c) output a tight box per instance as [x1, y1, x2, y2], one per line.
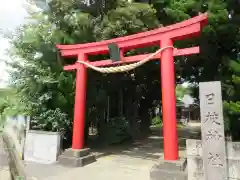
[57, 13, 207, 67]
[56, 13, 208, 161]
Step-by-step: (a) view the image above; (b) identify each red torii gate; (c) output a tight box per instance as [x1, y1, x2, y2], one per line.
[57, 13, 208, 161]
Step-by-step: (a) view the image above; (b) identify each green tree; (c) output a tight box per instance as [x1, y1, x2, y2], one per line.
[223, 59, 240, 140]
[0, 88, 26, 117]
[175, 84, 192, 104]
[152, 0, 240, 138]
[5, 0, 240, 146]
[7, 0, 161, 146]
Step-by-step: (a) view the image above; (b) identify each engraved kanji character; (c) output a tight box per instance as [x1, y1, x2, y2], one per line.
[205, 93, 215, 105]
[204, 112, 220, 125]
[208, 153, 223, 167]
[205, 129, 223, 141]
[191, 142, 202, 155]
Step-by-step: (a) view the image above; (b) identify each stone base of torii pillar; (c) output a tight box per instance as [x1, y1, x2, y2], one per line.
[150, 157, 187, 180]
[58, 148, 96, 167]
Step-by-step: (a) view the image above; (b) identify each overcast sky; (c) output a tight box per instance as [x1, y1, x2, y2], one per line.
[0, 0, 29, 87]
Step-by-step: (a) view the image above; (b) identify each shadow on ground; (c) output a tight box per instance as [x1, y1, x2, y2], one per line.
[89, 125, 201, 160]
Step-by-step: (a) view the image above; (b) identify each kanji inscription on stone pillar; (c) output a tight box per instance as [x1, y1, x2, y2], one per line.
[199, 81, 227, 180]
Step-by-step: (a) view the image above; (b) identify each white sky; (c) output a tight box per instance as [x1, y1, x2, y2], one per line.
[0, 0, 29, 88]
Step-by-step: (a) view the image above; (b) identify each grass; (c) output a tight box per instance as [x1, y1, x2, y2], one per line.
[151, 123, 185, 128]
[151, 116, 185, 129]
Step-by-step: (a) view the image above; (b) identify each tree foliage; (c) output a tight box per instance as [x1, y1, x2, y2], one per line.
[6, 0, 162, 145]
[4, 0, 240, 146]
[152, 0, 240, 138]
[0, 88, 26, 117]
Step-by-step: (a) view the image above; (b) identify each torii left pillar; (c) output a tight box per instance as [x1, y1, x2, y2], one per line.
[58, 53, 96, 167]
[72, 53, 87, 150]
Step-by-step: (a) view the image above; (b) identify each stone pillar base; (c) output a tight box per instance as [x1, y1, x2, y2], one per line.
[150, 157, 187, 180]
[58, 148, 96, 167]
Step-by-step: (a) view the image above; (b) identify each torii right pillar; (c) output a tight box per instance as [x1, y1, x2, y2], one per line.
[150, 42, 188, 179]
[151, 19, 209, 180]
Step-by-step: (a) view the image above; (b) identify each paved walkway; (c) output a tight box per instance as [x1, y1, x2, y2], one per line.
[0, 135, 11, 180]
[25, 154, 157, 180]
[23, 136, 188, 180]
[23, 135, 164, 180]
[23, 124, 201, 180]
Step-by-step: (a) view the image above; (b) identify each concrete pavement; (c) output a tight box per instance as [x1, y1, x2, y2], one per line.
[23, 136, 187, 180]
[24, 154, 156, 180]
[23, 123, 201, 180]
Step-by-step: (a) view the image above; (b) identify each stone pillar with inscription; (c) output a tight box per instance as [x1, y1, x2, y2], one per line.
[199, 81, 227, 180]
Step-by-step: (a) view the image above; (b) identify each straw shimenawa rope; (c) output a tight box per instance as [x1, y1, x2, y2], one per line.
[77, 46, 174, 73]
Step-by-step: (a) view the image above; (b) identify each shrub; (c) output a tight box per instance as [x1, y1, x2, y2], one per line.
[151, 116, 162, 126]
[101, 116, 131, 144]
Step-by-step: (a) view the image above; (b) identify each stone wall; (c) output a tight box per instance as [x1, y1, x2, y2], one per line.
[187, 139, 240, 180]
[2, 133, 27, 180]
[4, 115, 29, 159]
[3, 115, 62, 164]
[24, 130, 61, 164]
